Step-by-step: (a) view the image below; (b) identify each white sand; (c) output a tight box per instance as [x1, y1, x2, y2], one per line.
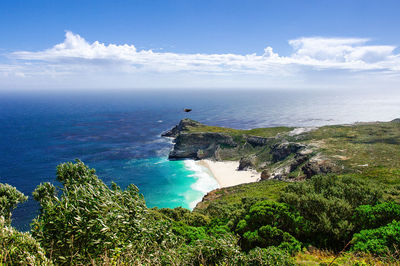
[196, 159, 260, 188]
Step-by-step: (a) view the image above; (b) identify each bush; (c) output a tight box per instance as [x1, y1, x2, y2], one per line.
[158, 207, 211, 227]
[31, 160, 182, 264]
[352, 220, 400, 256]
[0, 184, 49, 265]
[0, 217, 51, 265]
[0, 183, 28, 225]
[353, 201, 400, 230]
[182, 233, 243, 265]
[235, 200, 303, 253]
[244, 246, 294, 266]
[280, 174, 382, 248]
[172, 223, 208, 244]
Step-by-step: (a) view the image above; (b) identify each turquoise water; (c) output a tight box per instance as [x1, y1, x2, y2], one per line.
[100, 157, 217, 210]
[1, 89, 400, 230]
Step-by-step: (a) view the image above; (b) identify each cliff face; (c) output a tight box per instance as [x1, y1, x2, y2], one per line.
[162, 119, 237, 160]
[169, 132, 237, 159]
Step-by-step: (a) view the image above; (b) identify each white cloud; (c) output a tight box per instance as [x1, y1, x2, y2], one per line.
[1, 31, 400, 89]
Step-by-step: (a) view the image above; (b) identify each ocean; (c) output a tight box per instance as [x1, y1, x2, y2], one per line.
[1, 89, 400, 231]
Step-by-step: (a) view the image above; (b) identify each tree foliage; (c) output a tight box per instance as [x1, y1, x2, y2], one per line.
[352, 220, 400, 256]
[353, 201, 400, 230]
[280, 174, 382, 248]
[0, 183, 28, 225]
[31, 160, 179, 264]
[235, 201, 303, 253]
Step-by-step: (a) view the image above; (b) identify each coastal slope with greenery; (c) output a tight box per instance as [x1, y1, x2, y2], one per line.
[1, 119, 400, 265]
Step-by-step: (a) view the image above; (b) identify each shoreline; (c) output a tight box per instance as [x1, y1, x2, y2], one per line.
[195, 159, 260, 188]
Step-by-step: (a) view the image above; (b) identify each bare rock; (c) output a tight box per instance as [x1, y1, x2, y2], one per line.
[245, 136, 272, 146]
[260, 170, 271, 180]
[238, 155, 257, 170]
[169, 132, 237, 160]
[302, 158, 338, 178]
[271, 142, 306, 162]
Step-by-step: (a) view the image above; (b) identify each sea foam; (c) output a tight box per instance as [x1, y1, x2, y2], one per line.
[183, 160, 219, 209]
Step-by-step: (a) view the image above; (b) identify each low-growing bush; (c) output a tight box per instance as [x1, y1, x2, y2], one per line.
[0, 183, 28, 225]
[280, 174, 382, 248]
[244, 246, 294, 266]
[353, 201, 400, 230]
[0, 217, 51, 265]
[235, 200, 303, 253]
[352, 220, 400, 256]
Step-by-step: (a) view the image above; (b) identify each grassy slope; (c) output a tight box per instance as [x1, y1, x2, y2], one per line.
[186, 124, 294, 138]
[195, 180, 288, 211]
[302, 122, 400, 186]
[194, 120, 400, 210]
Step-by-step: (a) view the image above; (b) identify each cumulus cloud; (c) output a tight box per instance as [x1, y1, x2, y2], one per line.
[2, 31, 400, 89]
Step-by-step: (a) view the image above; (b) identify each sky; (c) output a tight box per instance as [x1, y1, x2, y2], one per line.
[1, 0, 400, 90]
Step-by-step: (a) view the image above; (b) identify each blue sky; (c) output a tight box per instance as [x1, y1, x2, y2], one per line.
[1, 0, 400, 90]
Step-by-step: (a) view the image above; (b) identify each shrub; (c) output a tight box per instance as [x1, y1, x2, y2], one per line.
[0, 184, 49, 265]
[352, 220, 400, 256]
[172, 223, 208, 243]
[235, 200, 303, 253]
[244, 246, 294, 266]
[280, 174, 382, 248]
[0, 183, 28, 225]
[158, 207, 211, 227]
[182, 233, 243, 265]
[353, 201, 400, 230]
[31, 160, 181, 264]
[0, 217, 51, 265]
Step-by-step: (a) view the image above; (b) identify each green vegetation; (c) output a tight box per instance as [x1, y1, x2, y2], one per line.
[302, 122, 400, 178]
[352, 220, 400, 256]
[195, 180, 287, 215]
[186, 124, 294, 138]
[1, 160, 400, 264]
[0, 217, 50, 265]
[0, 183, 28, 225]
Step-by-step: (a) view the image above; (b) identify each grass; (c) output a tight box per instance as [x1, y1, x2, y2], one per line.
[195, 180, 288, 211]
[299, 122, 400, 188]
[295, 250, 387, 265]
[186, 124, 294, 138]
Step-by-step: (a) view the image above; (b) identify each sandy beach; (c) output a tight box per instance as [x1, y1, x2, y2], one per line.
[196, 159, 260, 188]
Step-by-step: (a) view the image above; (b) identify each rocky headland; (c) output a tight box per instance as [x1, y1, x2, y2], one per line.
[162, 118, 341, 181]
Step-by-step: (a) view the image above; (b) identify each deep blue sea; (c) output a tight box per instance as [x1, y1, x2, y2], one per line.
[1, 89, 400, 231]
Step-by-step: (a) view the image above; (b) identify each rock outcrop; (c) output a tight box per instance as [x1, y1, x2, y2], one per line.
[260, 170, 271, 180]
[245, 136, 272, 146]
[168, 132, 237, 160]
[271, 142, 305, 162]
[302, 158, 339, 178]
[238, 155, 257, 170]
